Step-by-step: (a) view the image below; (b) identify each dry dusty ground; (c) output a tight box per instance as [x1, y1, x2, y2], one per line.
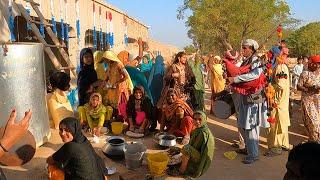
[0, 89, 307, 180]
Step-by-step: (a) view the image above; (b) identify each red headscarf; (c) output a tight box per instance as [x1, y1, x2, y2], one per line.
[310, 55, 320, 63]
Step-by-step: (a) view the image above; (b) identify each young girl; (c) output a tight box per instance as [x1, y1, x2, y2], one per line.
[77, 48, 98, 106]
[79, 93, 106, 136]
[47, 71, 73, 129]
[126, 86, 153, 134]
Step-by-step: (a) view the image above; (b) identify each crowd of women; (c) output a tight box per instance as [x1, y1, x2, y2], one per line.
[45, 38, 214, 178]
[43, 35, 320, 178]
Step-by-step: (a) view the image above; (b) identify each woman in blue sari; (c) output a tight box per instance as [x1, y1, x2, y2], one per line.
[148, 55, 166, 104]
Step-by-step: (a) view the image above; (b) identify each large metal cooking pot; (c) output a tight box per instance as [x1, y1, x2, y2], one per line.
[159, 134, 177, 147]
[102, 136, 126, 160]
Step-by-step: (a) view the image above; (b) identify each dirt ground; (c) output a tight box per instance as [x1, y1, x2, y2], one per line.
[0, 88, 307, 180]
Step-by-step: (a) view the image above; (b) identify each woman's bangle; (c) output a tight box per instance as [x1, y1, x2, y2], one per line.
[0, 142, 8, 152]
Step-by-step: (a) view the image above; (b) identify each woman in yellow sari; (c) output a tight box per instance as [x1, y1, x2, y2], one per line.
[94, 51, 107, 98]
[208, 55, 226, 113]
[101, 51, 133, 114]
[94, 51, 107, 81]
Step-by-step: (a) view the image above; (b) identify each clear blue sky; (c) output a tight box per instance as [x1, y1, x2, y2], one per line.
[107, 0, 320, 49]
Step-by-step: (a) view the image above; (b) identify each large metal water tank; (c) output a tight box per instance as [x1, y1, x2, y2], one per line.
[0, 43, 50, 146]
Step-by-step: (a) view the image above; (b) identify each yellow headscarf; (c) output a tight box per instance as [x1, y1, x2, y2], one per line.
[102, 51, 134, 92]
[94, 51, 106, 80]
[84, 93, 106, 119]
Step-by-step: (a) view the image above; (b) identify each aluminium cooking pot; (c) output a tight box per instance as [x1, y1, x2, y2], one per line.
[158, 134, 177, 147]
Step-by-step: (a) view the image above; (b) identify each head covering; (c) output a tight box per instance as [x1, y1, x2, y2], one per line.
[102, 51, 122, 64]
[148, 55, 165, 104]
[242, 39, 259, 51]
[310, 55, 320, 63]
[94, 51, 104, 64]
[213, 55, 222, 64]
[60, 117, 86, 143]
[133, 85, 145, 97]
[182, 110, 214, 178]
[193, 111, 208, 129]
[163, 88, 193, 119]
[79, 48, 94, 70]
[140, 55, 153, 73]
[214, 56, 221, 61]
[50, 71, 71, 91]
[269, 46, 282, 68]
[77, 48, 98, 106]
[117, 51, 130, 66]
[58, 117, 106, 179]
[94, 51, 107, 80]
[84, 93, 106, 119]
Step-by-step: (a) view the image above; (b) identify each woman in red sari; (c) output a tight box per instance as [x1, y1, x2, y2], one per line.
[160, 89, 194, 144]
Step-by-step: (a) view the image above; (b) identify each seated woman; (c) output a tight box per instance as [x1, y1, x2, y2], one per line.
[179, 111, 214, 178]
[78, 93, 106, 136]
[126, 86, 153, 134]
[47, 117, 105, 180]
[47, 71, 73, 129]
[160, 89, 194, 143]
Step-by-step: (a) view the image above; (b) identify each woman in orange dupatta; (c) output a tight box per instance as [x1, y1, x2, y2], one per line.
[117, 50, 130, 66]
[160, 89, 194, 144]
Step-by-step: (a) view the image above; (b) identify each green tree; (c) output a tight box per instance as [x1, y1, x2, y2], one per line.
[184, 44, 197, 54]
[178, 0, 297, 54]
[287, 22, 320, 57]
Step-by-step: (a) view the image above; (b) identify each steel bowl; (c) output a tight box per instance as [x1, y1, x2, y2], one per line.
[159, 135, 177, 147]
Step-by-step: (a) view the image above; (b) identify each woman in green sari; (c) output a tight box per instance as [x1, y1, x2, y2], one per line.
[179, 111, 214, 178]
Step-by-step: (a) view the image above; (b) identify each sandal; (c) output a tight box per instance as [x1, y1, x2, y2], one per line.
[242, 156, 258, 164]
[129, 126, 134, 132]
[264, 149, 282, 157]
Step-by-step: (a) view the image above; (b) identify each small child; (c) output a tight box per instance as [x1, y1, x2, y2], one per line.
[224, 50, 266, 95]
[292, 57, 304, 91]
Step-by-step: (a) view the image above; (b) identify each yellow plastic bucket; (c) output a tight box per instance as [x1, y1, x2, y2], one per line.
[147, 153, 169, 176]
[111, 122, 123, 135]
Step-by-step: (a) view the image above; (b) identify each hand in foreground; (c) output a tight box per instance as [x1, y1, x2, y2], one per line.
[92, 127, 101, 137]
[0, 109, 32, 151]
